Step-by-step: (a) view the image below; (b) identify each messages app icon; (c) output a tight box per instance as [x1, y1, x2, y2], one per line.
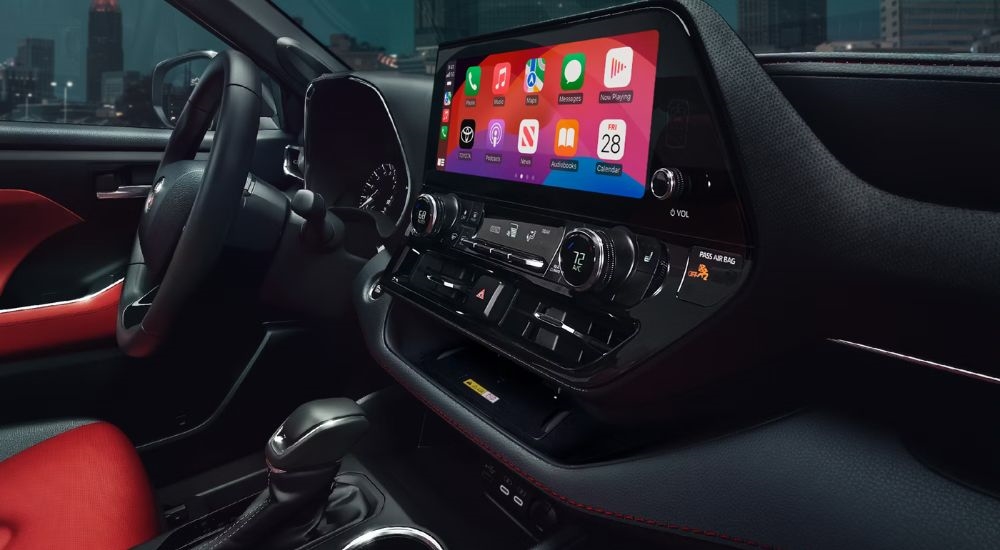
[465, 66, 481, 96]
[561, 53, 586, 90]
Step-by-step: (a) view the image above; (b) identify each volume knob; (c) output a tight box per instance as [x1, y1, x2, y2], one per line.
[650, 168, 686, 200]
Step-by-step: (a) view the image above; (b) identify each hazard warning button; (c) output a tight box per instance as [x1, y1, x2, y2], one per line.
[463, 275, 511, 322]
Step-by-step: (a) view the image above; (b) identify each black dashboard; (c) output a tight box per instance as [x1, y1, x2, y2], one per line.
[386, 8, 749, 388]
[296, 2, 1000, 549]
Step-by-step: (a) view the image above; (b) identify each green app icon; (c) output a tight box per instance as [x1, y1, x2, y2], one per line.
[440, 125, 448, 140]
[465, 66, 482, 96]
[561, 53, 586, 90]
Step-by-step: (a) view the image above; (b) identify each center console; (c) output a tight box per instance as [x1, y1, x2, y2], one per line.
[384, 7, 750, 388]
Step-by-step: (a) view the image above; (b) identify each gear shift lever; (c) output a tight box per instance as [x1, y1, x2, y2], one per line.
[267, 398, 369, 472]
[193, 399, 369, 550]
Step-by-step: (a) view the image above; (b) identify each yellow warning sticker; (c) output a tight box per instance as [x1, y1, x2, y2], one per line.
[463, 378, 500, 404]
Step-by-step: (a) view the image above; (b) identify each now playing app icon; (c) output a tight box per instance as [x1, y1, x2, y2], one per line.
[604, 46, 633, 89]
[517, 119, 539, 154]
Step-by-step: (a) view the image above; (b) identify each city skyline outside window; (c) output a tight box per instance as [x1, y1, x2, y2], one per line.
[0, 0, 225, 127]
[275, 0, 1000, 74]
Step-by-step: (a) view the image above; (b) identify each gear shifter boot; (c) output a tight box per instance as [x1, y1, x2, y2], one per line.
[192, 399, 370, 550]
[325, 482, 372, 528]
[192, 467, 338, 550]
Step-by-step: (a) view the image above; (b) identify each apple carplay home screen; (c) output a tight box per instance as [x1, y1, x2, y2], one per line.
[434, 30, 659, 200]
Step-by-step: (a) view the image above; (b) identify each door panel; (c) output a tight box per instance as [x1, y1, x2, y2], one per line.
[0, 120, 297, 452]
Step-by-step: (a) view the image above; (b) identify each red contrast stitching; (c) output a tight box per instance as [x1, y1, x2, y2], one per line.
[378, 361, 779, 550]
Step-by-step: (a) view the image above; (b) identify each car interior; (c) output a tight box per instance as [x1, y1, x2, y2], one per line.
[1, 0, 1000, 549]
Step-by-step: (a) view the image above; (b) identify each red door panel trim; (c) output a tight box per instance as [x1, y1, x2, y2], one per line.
[0, 279, 122, 358]
[0, 189, 83, 297]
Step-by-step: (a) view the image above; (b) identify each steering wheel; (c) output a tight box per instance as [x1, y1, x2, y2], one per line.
[117, 50, 262, 357]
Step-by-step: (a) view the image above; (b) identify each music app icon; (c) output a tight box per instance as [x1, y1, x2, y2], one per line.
[603, 47, 633, 89]
[492, 62, 511, 95]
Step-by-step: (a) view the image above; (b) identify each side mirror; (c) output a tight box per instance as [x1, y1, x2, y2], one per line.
[151, 50, 218, 128]
[151, 50, 279, 128]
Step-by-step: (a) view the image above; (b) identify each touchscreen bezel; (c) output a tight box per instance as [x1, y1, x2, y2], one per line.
[423, 7, 738, 234]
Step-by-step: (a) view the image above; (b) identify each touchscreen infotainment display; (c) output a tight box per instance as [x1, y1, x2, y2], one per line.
[433, 30, 659, 200]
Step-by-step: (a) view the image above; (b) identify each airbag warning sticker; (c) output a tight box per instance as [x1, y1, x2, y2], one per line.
[463, 378, 500, 404]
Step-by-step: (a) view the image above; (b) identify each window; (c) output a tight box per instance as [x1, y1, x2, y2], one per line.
[0, 0, 225, 128]
[273, 0, 1000, 75]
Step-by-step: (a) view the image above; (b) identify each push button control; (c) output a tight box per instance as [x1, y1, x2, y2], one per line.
[464, 276, 511, 322]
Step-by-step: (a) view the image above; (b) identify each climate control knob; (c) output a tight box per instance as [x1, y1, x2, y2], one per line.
[411, 193, 459, 236]
[559, 228, 614, 291]
[650, 167, 686, 200]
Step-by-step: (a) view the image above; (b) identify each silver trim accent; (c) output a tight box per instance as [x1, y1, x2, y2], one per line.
[558, 228, 605, 291]
[0, 278, 123, 315]
[268, 415, 365, 461]
[283, 145, 304, 181]
[340, 527, 445, 550]
[533, 310, 586, 339]
[650, 167, 681, 200]
[828, 339, 1000, 385]
[96, 185, 152, 200]
[414, 194, 439, 236]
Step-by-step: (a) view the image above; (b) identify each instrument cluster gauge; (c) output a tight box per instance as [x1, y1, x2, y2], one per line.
[358, 163, 405, 220]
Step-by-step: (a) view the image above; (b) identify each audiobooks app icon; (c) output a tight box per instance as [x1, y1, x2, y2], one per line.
[554, 119, 579, 157]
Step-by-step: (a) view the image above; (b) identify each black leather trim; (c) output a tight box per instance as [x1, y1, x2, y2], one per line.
[0, 419, 96, 462]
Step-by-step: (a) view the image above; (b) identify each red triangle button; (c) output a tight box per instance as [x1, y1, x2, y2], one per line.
[475, 288, 486, 300]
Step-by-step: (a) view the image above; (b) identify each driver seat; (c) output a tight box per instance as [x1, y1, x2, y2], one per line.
[0, 420, 159, 550]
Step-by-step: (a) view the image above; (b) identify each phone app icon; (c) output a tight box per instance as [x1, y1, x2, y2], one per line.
[524, 58, 545, 93]
[604, 47, 633, 89]
[441, 109, 450, 123]
[459, 119, 476, 149]
[492, 62, 511, 95]
[440, 125, 449, 141]
[597, 119, 626, 161]
[561, 53, 586, 90]
[517, 119, 539, 154]
[443, 91, 452, 106]
[554, 119, 579, 157]
[465, 66, 481, 96]
[487, 119, 505, 148]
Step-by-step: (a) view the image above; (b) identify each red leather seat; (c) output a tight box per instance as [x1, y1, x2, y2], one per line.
[0, 420, 159, 550]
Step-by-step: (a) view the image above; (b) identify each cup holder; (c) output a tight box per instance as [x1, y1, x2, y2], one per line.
[340, 526, 446, 550]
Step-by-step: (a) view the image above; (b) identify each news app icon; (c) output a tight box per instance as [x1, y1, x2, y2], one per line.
[517, 119, 539, 154]
[603, 47, 633, 89]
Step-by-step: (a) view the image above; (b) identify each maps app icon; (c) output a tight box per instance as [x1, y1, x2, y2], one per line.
[524, 58, 545, 93]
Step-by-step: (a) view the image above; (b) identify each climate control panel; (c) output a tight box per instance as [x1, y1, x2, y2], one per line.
[385, 190, 749, 384]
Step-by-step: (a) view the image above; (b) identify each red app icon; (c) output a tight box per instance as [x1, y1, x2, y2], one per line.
[492, 62, 511, 95]
[441, 109, 450, 123]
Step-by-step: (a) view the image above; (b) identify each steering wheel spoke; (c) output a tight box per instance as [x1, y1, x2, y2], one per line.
[116, 50, 262, 358]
